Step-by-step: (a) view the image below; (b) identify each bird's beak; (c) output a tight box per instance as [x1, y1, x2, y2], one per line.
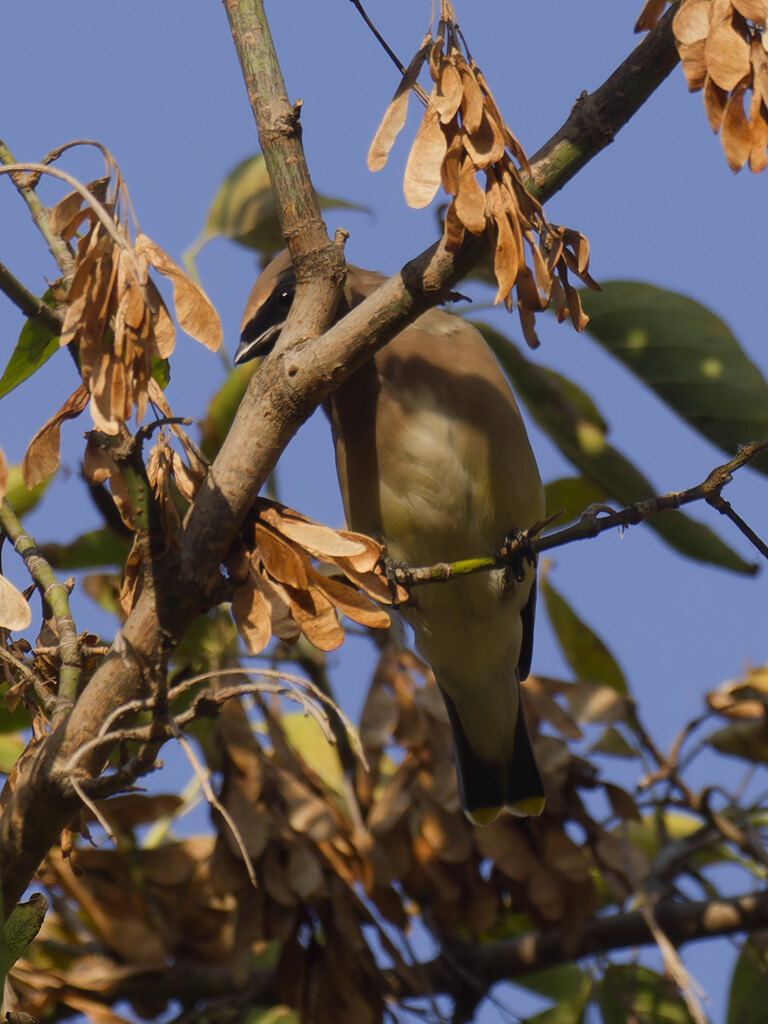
[233, 318, 286, 365]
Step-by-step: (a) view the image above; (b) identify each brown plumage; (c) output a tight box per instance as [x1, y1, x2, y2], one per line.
[238, 251, 546, 824]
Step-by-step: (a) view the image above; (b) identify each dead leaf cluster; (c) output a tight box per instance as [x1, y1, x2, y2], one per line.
[21, 143, 221, 489]
[705, 665, 768, 762]
[3, 646, 654, 1023]
[645, 0, 768, 171]
[228, 499, 405, 656]
[368, 0, 599, 347]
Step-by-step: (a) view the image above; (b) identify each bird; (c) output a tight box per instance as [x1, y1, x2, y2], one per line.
[236, 250, 546, 825]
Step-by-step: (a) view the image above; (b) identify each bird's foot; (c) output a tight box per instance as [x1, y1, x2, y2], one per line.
[495, 527, 537, 584]
[381, 555, 415, 609]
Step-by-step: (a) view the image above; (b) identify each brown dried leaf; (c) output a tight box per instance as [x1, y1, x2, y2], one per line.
[722, 79, 753, 169]
[748, 85, 768, 170]
[420, 803, 472, 863]
[291, 592, 345, 651]
[674, 0, 711, 45]
[433, 55, 464, 124]
[285, 843, 326, 902]
[454, 156, 487, 234]
[704, 74, 729, 130]
[543, 829, 591, 883]
[594, 829, 649, 882]
[360, 678, 400, 752]
[118, 538, 143, 616]
[440, 130, 465, 195]
[253, 570, 302, 645]
[259, 503, 378, 562]
[403, 91, 447, 209]
[474, 820, 535, 882]
[486, 193, 520, 304]
[0, 574, 31, 631]
[679, 39, 708, 89]
[274, 766, 337, 842]
[368, 37, 431, 171]
[635, 0, 669, 32]
[751, 34, 768, 104]
[134, 233, 222, 351]
[462, 110, 505, 168]
[309, 568, 391, 630]
[83, 438, 135, 529]
[22, 383, 89, 488]
[732, 0, 768, 22]
[232, 576, 273, 654]
[254, 523, 310, 589]
[459, 64, 484, 132]
[443, 199, 466, 251]
[604, 782, 642, 822]
[523, 677, 582, 740]
[706, 18, 751, 91]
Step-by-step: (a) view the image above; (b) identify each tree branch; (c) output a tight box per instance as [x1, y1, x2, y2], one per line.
[49, 889, 768, 1010]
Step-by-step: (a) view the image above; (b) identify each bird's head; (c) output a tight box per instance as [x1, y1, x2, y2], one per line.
[235, 250, 296, 365]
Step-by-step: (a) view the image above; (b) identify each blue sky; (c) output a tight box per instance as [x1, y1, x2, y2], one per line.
[1, 2, 767, 1020]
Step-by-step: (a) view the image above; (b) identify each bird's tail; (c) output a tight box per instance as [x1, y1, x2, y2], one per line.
[440, 685, 545, 826]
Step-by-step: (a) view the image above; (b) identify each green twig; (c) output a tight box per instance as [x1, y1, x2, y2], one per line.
[0, 501, 81, 724]
[0, 261, 61, 335]
[0, 140, 74, 278]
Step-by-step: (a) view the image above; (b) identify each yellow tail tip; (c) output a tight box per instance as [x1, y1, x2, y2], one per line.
[467, 806, 502, 826]
[508, 795, 546, 818]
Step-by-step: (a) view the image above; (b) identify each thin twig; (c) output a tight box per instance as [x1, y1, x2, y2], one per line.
[347, 0, 431, 105]
[0, 140, 74, 277]
[166, 715, 258, 889]
[0, 164, 142, 285]
[392, 442, 768, 590]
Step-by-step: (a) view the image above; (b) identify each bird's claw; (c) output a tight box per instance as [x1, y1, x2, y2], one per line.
[381, 555, 414, 608]
[496, 527, 537, 584]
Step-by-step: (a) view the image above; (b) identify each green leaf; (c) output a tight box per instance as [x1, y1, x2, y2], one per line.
[541, 578, 628, 694]
[544, 476, 606, 529]
[151, 353, 171, 390]
[184, 154, 371, 273]
[0, 735, 26, 773]
[728, 937, 768, 1024]
[517, 965, 592, 1024]
[199, 364, 255, 460]
[517, 964, 591, 1001]
[3, 465, 51, 517]
[0, 294, 60, 399]
[280, 711, 343, 795]
[590, 726, 637, 758]
[245, 1009, 299, 1024]
[39, 528, 132, 571]
[581, 282, 768, 475]
[707, 719, 768, 764]
[478, 322, 756, 575]
[5, 893, 48, 971]
[599, 964, 698, 1024]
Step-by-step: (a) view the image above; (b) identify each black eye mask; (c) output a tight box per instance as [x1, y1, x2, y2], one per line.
[234, 266, 296, 365]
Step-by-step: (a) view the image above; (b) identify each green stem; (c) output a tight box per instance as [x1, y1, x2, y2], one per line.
[0, 259, 61, 334]
[0, 500, 81, 722]
[0, 140, 74, 278]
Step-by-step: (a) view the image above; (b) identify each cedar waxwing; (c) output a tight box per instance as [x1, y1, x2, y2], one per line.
[237, 251, 546, 824]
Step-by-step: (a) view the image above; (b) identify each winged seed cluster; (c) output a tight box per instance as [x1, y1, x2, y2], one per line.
[228, 499, 407, 655]
[637, 0, 768, 173]
[368, 0, 599, 347]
